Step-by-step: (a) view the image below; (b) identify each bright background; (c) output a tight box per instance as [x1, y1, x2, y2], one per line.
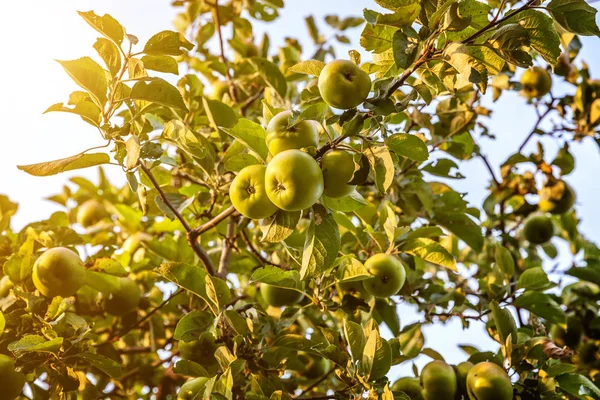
[1, 0, 600, 382]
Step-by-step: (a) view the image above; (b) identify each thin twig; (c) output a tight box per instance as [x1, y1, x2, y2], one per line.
[241, 88, 265, 116]
[517, 102, 555, 153]
[295, 368, 335, 398]
[192, 205, 237, 236]
[240, 227, 282, 267]
[465, 0, 537, 43]
[210, 0, 238, 102]
[140, 163, 216, 275]
[480, 154, 501, 187]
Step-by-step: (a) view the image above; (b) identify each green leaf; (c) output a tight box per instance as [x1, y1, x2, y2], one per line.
[505, 10, 561, 65]
[385, 133, 429, 161]
[364, 145, 395, 194]
[301, 205, 341, 279]
[288, 60, 326, 76]
[434, 212, 483, 252]
[157, 262, 231, 315]
[375, 0, 419, 12]
[174, 310, 215, 342]
[495, 244, 515, 276]
[374, 299, 401, 336]
[517, 267, 552, 291]
[399, 238, 456, 271]
[224, 153, 260, 172]
[344, 319, 366, 361]
[18, 153, 111, 177]
[8, 335, 63, 354]
[203, 98, 238, 129]
[141, 55, 179, 75]
[490, 301, 518, 346]
[444, 43, 504, 92]
[336, 256, 371, 282]
[260, 210, 301, 243]
[222, 118, 269, 162]
[44, 100, 102, 127]
[362, 330, 391, 380]
[57, 57, 108, 107]
[271, 334, 319, 353]
[555, 373, 600, 399]
[513, 291, 566, 325]
[78, 11, 124, 44]
[174, 360, 210, 377]
[547, 0, 600, 36]
[566, 265, 600, 287]
[392, 29, 419, 69]
[251, 266, 300, 289]
[130, 78, 188, 111]
[365, 7, 421, 28]
[360, 23, 397, 54]
[250, 58, 287, 99]
[77, 353, 122, 379]
[93, 38, 122, 76]
[162, 120, 215, 169]
[322, 191, 367, 212]
[143, 30, 194, 55]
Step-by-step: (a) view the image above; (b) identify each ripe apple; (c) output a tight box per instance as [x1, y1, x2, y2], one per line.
[391, 377, 423, 399]
[362, 254, 406, 298]
[33, 247, 86, 298]
[337, 280, 373, 302]
[550, 316, 583, 349]
[177, 377, 209, 400]
[521, 66, 552, 100]
[318, 59, 371, 109]
[266, 111, 319, 155]
[538, 180, 576, 215]
[261, 283, 304, 307]
[466, 362, 512, 400]
[178, 332, 219, 374]
[265, 149, 324, 211]
[230, 164, 279, 220]
[297, 353, 330, 379]
[0, 354, 25, 400]
[455, 361, 474, 395]
[321, 150, 356, 198]
[77, 199, 109, 227]
[523, 213, 553, 245]
[103, 277, 142, 316]
[420, 360, 458, 400]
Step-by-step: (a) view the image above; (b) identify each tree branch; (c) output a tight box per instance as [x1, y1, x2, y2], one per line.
[517, 101, 555, 153]
[240, 226, 282, 267]
[464, 0, 537, 44]
[140, 163, 216, 275]
[218, 216, 237, 278]
[192, 205, 238, 236]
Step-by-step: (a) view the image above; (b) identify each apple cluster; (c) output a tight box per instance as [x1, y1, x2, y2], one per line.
[392, 360, 512, 400]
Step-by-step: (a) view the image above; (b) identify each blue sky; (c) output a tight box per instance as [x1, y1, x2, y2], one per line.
[1, 0, 599, 381]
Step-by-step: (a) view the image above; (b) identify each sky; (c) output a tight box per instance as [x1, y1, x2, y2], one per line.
[1, 0, 599, 382]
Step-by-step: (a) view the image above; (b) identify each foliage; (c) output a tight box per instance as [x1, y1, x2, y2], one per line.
[2, 0, 600, 399]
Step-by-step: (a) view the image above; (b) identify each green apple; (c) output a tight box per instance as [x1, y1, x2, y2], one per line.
[261, 283, 304, 307]
[421, 360, 457, 400]
[77, 199, 109, 227]
[230, 164, 279, 220]
[103, 277, 142, 316]
[0, 354, 25, 400]
[266, 111, 319, 155]
[521, 66, 552, 100]
[318, 59, 371, 109]
[178, 332, 219, 374]
[337, 280, 373, 302]
[523, 213, 553, 245]
[362, 254, 406, 298]
[177, 377, 209, 400]
[297, 353, 330, 379]
[391, 377, 423, 399]
[466, 362, 512, 400]
[550, 316, 583, 349]
[33, 247, 86, 298]
[538, 180, 575, 215]
[321, 150, 356, 198]
[455, 361, 474, 395]
[265, 149, 324, 211]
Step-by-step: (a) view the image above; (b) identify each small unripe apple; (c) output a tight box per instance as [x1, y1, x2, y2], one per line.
[230, 164, 279, 220]
[321, 150, 356, 198]
[523, 213, 553, 245]
[266, 111, 319, 155]
[265, 149, 324, 212]
[391, 377, 423, 399]
[261, 283, 304, 307]
[103, 277, 142, 316]
[455, 361, 474, 395]
[178, 332, 219, 374]
[318, 59, 371, 109]
[520, 66, 552, 100]
[466, 362, 512, 400]
[0, 354, 25, 400]
[177, 377, 209, 400]
[77, 199, 109, 227]
[421, 361, 457, 400]
[538, 180, 575, 215]
[33, 247, 86, 298]
[362, 254, 406, 298]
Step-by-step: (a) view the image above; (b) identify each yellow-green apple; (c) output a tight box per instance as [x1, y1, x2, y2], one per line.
[266, 110, 319, 155]
[466, 362, 512, 400]
[77, 199, 109, 227]
[318, 59, 371, 109]
[420, 360, 457, 400]
[321, 150, 356, 198]
[230, 164, 279, 220]
[362, 254, 406, 298]
[521, 66, 552, 99]
[523, 213, 553, 244]
[33, 247, 86, 298]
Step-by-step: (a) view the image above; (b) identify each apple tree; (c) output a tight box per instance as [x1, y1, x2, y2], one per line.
[2, 0, 600, 399]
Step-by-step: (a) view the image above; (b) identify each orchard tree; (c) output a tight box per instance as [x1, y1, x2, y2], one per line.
[2, 0, 600, 399]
